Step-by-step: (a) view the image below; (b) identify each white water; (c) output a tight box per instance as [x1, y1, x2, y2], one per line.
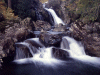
[14, 38, 64, 66]
[14, 3, 100, 66]
[14, 36, 100, 67]
[43, 2, 65, 25]
[45, 8, 65, 25]
[61, 36, 86, 56]
[61, 36, 100, 65]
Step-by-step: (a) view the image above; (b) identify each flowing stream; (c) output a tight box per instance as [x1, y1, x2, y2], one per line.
[1, 2, 100, 75]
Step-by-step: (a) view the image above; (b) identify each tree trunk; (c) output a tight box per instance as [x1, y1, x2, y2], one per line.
[8, 0, 11, 8]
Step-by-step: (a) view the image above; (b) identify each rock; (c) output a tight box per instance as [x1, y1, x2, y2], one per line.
[15, 44, 33, 59]
[0, 13, 5, 22]
[61, 38, 70, 49]
[12, 0, 51, 23]
[52, 48, 69, 60]
[33, 20, 51, 31]
[53, 23, 66, 32]
[70, 21, 100, 57]
[39, 32, 62, 47]
[25, 40, 43, 48]
[5, 17, 34, 42]
[0, 17, 35, 66]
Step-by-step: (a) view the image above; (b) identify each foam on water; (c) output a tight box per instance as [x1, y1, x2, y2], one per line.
[14, 46, 65, 66]
[61, 36, 100, 66]
[61, 36, 86, 56]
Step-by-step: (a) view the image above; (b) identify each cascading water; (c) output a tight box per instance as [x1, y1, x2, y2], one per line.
[61, 36, 100, 65]
[13, 2, 100, 67]
[45, 8, 65, 25]
[61, 36, 86, 56]
[43, 2, 65, 25]
[2, 2, 100, 75]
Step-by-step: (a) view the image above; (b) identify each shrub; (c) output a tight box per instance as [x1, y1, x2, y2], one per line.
[66, 0, 100, 22]
[0, 1, 17, 20]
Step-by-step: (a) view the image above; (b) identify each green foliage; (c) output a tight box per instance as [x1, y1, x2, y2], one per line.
[15, 0, 30, 19]
[66, 0, 100, 22]
[12, 0, 36, 19]
[76, 0, 100, 21]
[0, 1, 17, 20]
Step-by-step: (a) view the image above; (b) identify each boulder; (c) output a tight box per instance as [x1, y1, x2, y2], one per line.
[39, 32, 62, 47]
[33, 20, 51, 31]
[25, 40, 43, 48]
[52, 48, 69, 60]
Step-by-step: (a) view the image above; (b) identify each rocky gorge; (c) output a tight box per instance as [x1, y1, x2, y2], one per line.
[0, 0, 100, 69]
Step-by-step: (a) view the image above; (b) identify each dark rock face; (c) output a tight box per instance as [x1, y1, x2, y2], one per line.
[0, 13, 5, 22]
[70, 21, 100, 57]
[33, 20, 51, 31]
[11, 0, 51, 23]
[39, 32, 62, 47]
[52, 48, 69, 60]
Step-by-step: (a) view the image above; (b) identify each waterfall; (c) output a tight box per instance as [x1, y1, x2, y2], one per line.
[43, 2, 65, 26]
[45, 8, 65, 25]
[14, 35, 100, 66]
[61, 36, 86, 56]
[13, 2, 100, 67]
[60, 36, 100, 65]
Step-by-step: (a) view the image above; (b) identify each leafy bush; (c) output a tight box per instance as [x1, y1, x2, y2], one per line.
[66, 0, 100, 22]
[76, 0, 100, 21]
[0, 1, 17, 20]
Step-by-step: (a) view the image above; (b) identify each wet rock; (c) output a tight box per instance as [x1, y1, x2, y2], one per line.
[61, 38, 70, 49]
[39, 32, 62, 47]
[0, 17, 35, 66]
[52, 48, 69, 60]
[25, 40, 43, 48]
[33, 20, 51, 31]
[15, 44, 33, 59]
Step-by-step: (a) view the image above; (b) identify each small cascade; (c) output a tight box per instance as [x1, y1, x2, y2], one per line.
[60, 36, 100, 65]
[45, 8, 65, 25]
[15, 38, 44, 60]
[61, 36, 86, 56]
